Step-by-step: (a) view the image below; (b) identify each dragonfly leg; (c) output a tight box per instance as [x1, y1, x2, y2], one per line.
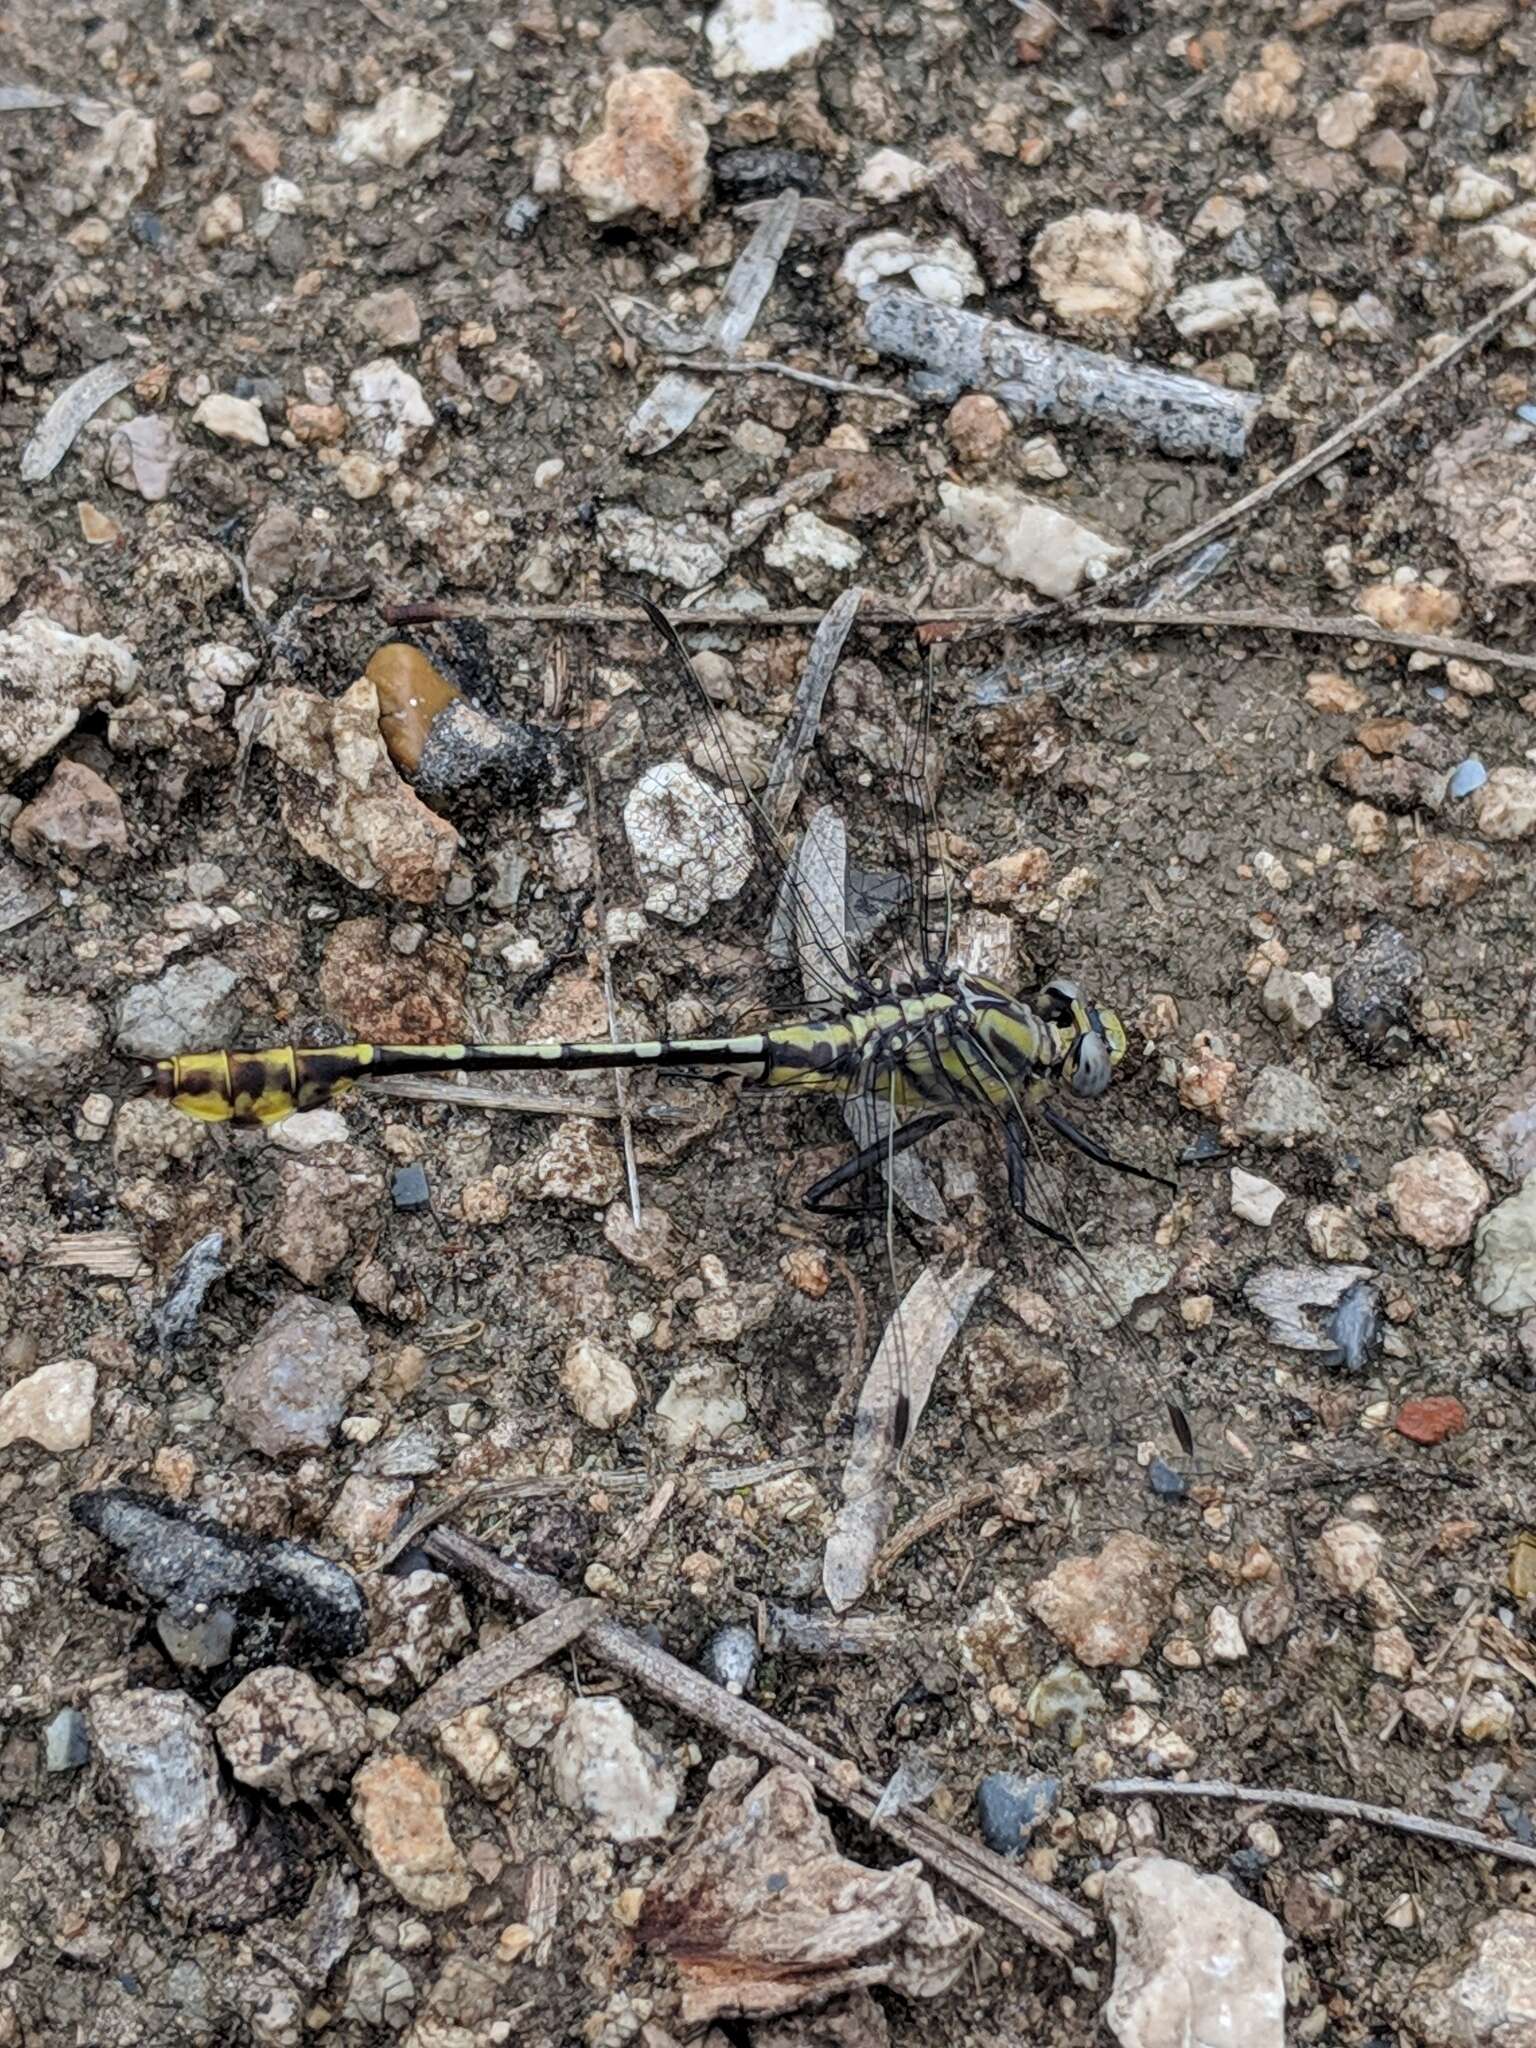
[803, 1111, 953, 1215]
[1040, 1102, 1177, 1192]
[1003, 1119, 1077, 1248]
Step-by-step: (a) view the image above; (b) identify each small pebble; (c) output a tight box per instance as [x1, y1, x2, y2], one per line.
[1334, 922, 1423, 1067]
[503, 194, 542, 237]
[1327, 1279, 1383, 1373]
[1387, 1147, 1489, 1250]
[1395, 1396, 1469, 1445]
[547, 1696, 680, 1842]
[1147, 1458, 1188, 1501]
[1449, 758, 1488, 799]
[699, 1624, 759, 1697]
[560, 1337, 638, 1431]
[976, 1772, 1061, 1857]
[1232, 1168, 1286, 1227]
[392, 1163, 431, 1211]
[44, 1707, 90, 1773]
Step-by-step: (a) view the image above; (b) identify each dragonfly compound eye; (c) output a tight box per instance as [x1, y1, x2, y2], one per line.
[1069, 1028, 1114, 1098]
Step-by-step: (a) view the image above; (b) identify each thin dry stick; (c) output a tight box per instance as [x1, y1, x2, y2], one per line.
[398, 1596, 605, 1737]
[377, 1455, 823, 1568]
[1097, 1777, 1536, 1873]
[375, 596, 1536, 679]
[1086, 269, 1536, 608]
[1082, 604, 1536, 679]
[424, 1522, 1094, 1950]
[1378, 1593, 1482, 1746]
[873, 1479, 999, 1585]
[602, 1474, 679, 1570]
[657, 354, 916, 406]
[585, 748, 643, 1225]
[362, 1075, 624, 1117]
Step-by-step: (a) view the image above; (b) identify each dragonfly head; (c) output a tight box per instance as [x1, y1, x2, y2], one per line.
[1039, 980, 1127, 1099]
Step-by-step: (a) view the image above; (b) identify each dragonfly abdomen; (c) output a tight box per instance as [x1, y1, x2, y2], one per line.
[152, 1034, 776, 1126]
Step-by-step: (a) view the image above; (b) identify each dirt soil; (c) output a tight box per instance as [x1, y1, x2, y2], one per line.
[2, 1, 1535, 2044]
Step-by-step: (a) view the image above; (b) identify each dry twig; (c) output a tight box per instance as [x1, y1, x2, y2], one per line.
[1082, 603, 1536, 678]
[657, 354, 916, 407]
[423, 1523, 1092, 1951]
[361, 1075, 624, 1117]
[377, 1455, 822, 1568]
[398, 1597, 604, 1738]
[1087, 268, 1536, 608]
[873, 1480, 999, 1585]
[1097, 1777, 1536, 1872]
[602, 1475, 679, 1570]
[376, 596, 1536, 678]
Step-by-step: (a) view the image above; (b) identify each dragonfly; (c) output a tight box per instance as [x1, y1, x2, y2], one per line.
[148, 597, 1191, 1458]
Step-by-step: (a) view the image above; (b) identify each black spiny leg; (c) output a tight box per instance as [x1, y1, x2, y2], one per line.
[803, 1111, 954, 1216]
[1003, 1119, 1078, 1249]
[1041, 1103, 1177, 1193]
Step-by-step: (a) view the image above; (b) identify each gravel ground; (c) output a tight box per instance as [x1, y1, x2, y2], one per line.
[3, 1, 1536, 2043]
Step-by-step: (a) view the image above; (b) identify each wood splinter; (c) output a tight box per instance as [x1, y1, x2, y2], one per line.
[419, 1523, 1092, 1951]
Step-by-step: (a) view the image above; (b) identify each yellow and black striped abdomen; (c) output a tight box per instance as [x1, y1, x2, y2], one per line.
[152, 1034, 777, 1126]
[152, 1045, 381, 1123]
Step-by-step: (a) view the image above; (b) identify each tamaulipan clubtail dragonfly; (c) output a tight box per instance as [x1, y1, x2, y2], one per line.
[149, 597, 1191, 1457]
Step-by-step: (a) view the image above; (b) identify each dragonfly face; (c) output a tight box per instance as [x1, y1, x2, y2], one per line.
[1028, 977, 1127, 1099]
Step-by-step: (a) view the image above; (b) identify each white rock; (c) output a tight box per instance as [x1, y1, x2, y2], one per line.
[1458, 198, 1536, 289]
[334, 86, 449, 170]
[196, 193, 243, 248]
[561, 1338, 638, 1431]
[192, 395, 268, 447]
[1030, 209, 1183, 330]
[270, 1109, 353, 1153]
[547, 1696, 679, 1842]
[1473, 764, 1536, 841]
[1434, 165, 1514, 223]
[762, 508, 864, 595]
[1424, 420, 1536, 587]
[1460, 1688, 1516, 1744]
[1316, 88, 1377, 151]
[1189, 194, 1247, 241]
[840, 229, 983, 307]
[61, 107, 157, 223]
[1261, 966, 1333, 1038]
[1166, 275, 1280, 339]
[0, 1358, 96, 1453]
[345, 360, 433, 462]
[1338, 292, 1394, 343]
[1314, 1518, 1383, 1596]
[1231, 1169, 1285, 1228]
[185, 642, 258, 694]
[1206, 1605, 1248, 1662]
[654, 1360, 747, 1447]
[262, 176, 304, 215]
[938, 482, 1128, 598]
[1473, 1172, 1536, 1316]
[624, 759, 754, 927]
[856, 148, 931, 202]
[597, 506, 729, 591]
[1104, 1856, 1285, 2048]
[1018, 434, 1069, 481]
[1412, 1910, 1536, 2048]
[705, 0, 834, 78]
[1306, 1203, 1369, 1262]
[0, 612, 139, 783]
